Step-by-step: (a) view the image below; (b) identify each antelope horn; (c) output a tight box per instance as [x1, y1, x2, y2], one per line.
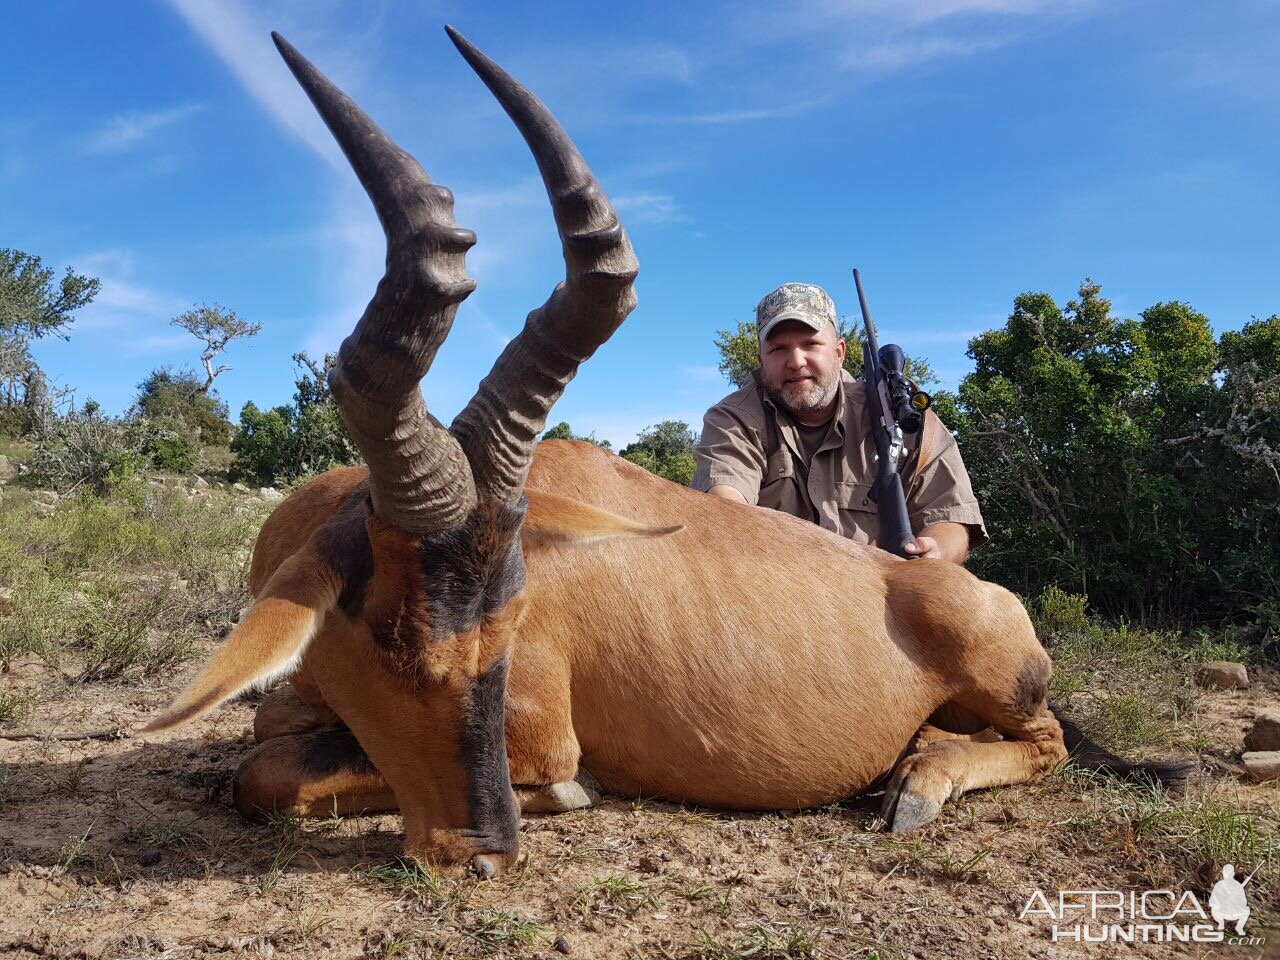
[445, 26, 640, 505]
[273, 32, 477, 533]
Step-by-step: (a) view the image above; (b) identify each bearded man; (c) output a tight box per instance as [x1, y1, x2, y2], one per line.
[692, 282, 987, 564]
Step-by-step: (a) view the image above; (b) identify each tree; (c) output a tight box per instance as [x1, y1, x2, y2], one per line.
[170, 303, 262, 394]
[620, 420, 697, 485]
[713, 317, 936, 389]
[0, 249, 100, 435]
[540, 421, 613, 450]
[0, 248, 101, 341]
[134, 367, 233, 446]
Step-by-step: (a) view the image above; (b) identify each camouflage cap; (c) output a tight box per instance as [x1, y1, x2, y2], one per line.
[755, 282, 837, 342]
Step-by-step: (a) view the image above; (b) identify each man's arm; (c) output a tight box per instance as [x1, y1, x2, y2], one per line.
[903, 521, 970, 564]
[692, 403, 766, 505]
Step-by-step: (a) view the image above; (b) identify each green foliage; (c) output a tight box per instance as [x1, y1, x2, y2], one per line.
[0, 248, 101, 342]
[620, 420, 697, 485]
[229, 352, 360, 487]
[134, 367, 232, 446]
[540, 420, 613, 449]
[961, 284, 1279, 646]
[26, 404, 151, 493]
[713, 317, 937, 388]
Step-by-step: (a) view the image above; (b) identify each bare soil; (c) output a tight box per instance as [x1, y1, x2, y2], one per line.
[1, 652, 1277, 960]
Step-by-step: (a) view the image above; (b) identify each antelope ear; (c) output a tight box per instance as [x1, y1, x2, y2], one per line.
[522, 490, 683, 548]
[139, 547, 338, 734]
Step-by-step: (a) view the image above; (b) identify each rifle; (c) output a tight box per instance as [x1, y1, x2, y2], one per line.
[852, 268, 932, 559]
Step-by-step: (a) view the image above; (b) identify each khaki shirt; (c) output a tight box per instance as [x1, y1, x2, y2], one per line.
[692, 370, 989, 548]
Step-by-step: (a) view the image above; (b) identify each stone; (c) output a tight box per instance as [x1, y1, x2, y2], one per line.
[1196, 661, 1249, 690]
[0, 455, 16, 481]
[231, 482, 250, 494]
[186, 475, 210, 490]
[553, 936, 571, 955]
[1242, 751, 1280, 783]
[257, 487, 284, 503]
[1244, 711, 1280, 752]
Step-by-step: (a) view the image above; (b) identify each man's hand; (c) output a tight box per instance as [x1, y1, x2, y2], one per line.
[706, 484, 749, 505]
[902, 536, 944, 560]
[903, 522, 971, 564]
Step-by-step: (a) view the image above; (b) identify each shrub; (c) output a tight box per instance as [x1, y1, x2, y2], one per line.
[229, 353, 360, 487]
[25, 405, 149, 493]
[0, 484, 270, 675]
[134, 367, 233, 446]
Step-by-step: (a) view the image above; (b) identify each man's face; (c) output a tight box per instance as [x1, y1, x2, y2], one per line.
[759, 319, 847, 418]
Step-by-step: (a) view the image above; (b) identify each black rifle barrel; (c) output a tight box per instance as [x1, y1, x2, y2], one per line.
[851, 268, 916, 560]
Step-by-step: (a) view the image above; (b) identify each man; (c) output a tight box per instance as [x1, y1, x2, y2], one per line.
[692, 282, 987, 564]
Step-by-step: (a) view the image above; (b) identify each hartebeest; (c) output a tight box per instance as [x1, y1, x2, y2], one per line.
[142, 29, 1188, 877]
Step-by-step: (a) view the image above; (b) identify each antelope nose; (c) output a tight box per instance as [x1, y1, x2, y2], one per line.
[470, 853, 501, 879]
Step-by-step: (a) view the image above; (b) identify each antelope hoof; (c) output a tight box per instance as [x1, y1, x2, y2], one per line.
[887, 788, 943, 833]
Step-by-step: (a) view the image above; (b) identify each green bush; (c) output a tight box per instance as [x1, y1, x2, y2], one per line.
[25, 405, 149, 493]
[619, 421, 698, 485]
[229, 353, 360, 487]
[134, 367, 233, 446]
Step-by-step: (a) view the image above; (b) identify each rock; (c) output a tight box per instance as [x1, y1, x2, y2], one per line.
[0, 455, 16, 482]
[256, 487, 284, 503]
[1244, 711, 1280, 752]
[1242, 751, 1280, 783]
[32, 501, 55, 518]
[553, 936, 571, 955]
[31, 490, 58, 506]
[231, 482, 250, 494]
[1196, 661, 1249, 690]
[186, 475, 210, 490]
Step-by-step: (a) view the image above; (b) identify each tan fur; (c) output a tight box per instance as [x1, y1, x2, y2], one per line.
[144, 439, 1069, 865]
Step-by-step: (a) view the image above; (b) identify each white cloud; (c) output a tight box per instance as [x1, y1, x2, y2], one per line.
[652, 98, 829, 126]
[82, 103, 204, 154]
[844, 36, 1006, 70]
[126, 333, 193, 354]
[680, 364, 723, 383]
[614, 193, 687, 224]
[70, 250, 190, 331]
[164, 0, 345, 168]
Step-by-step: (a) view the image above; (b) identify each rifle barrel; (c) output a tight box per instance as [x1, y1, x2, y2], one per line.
[852, 268, 882, 359]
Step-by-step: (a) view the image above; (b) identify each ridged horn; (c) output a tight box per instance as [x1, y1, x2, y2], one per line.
[445, 26, 640, 505]
[273, 32, 477, 533]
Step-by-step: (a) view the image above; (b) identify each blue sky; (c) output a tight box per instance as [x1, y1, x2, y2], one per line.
[4, 1, 1278, 448]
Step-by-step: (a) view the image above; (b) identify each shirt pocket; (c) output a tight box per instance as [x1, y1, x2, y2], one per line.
[759, 447, 799, 512]
[834, 481, 878, 545]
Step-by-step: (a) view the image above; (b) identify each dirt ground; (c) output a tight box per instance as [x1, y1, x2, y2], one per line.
[1, 651, 1277, 960]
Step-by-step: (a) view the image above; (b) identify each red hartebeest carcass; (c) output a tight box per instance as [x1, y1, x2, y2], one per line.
[141, 29, 1189, 878]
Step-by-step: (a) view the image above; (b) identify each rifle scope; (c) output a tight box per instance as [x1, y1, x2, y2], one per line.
[877, 344, 931, 433]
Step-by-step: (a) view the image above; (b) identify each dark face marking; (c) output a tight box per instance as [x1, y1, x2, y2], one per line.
[1012, 658, 1051, 718]
[414, 498, 528, 644]
[299, 727, 379, 778]
[457, 654, 519, 853]
[317, 483, 375, 617]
